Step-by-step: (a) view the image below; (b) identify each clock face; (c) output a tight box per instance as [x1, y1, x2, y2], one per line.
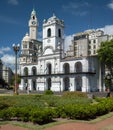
[32, 21, 36, 25]
[47, 39, 51, 43]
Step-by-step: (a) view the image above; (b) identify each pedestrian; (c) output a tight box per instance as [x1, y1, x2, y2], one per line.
[106, 88, 111, 98]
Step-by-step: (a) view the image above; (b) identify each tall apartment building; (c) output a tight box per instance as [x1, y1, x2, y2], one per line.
[0, 59, 13, 87]
[2, 65, 14, 86]
[66, 30, 110, 57]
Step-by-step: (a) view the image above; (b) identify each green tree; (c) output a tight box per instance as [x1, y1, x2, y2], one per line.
[97, 39, 113, 89]
[11, 74, 21, 86]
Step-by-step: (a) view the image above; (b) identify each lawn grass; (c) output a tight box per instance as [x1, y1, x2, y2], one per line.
[0, 94, 92, 108]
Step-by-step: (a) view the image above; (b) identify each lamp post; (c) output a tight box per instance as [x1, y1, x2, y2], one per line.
[12, 44, 20, 94]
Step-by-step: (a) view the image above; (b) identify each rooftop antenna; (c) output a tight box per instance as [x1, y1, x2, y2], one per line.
[52, 10, 56, 17]
[33, 3, 35, 10]
[88, 4, 93, 30]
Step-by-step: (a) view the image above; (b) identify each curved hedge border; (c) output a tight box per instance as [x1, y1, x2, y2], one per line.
[0, 98, 113, 124]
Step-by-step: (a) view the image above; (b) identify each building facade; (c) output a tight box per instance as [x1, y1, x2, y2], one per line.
[2, 65, 13, 86]
[0, 59, 13, 87]
[19, 9, 112, 92]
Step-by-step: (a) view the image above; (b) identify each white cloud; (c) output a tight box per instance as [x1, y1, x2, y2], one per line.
[0, 47, 11, 54]
[1, 54, 15, 65]
[64, 35, 73, 51]
[1, 54, 20, 73]
[8, 0, 19, 5]
[97, 25, 113, 35]
[107, 1, 113, 10]
[62, 2, 90, 16]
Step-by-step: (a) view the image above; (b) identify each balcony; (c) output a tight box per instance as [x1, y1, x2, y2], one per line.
[21, 69, 96, 78]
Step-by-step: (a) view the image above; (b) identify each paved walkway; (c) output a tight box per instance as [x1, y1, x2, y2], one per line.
[0, 116, 113, 130]
[45, 116, 113, 130]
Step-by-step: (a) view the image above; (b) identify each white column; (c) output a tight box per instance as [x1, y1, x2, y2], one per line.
[70, 77, 75, 91]
[28, 79, 32, 91]
[82, 76, 89, 92]
[98, 62, 104, 92]
[60, 78, 63, 91]
[19, 78, 24, 90]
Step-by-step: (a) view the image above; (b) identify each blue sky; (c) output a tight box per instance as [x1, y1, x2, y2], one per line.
[1, 0, 113, 71]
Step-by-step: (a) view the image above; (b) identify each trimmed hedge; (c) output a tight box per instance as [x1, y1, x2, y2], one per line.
[0, 107, 56, 124]
[44, 90, 54, 95]
[0, 98, 113, 124]
[62, 91, 88, 98]
[55, 98, 113, 120]
[30, 108, 55, 124]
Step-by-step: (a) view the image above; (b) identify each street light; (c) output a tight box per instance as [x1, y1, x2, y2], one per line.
[12, 44, 20, 94]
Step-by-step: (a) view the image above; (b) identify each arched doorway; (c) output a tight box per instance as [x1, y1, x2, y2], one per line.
[63, 63, 70, 74]
[47, 63, 52, 74]
[75, 76, 82, 91]
[47, 28, 51, 37]
[24, 67, 28, 76]
[47, 78, 51, 90]
[63, 77, 70, 91]
[32, 66, 37, 75]
[32, 79, 36, 90]
[75, 62, 82, 72]
[24, 79, 28, 90]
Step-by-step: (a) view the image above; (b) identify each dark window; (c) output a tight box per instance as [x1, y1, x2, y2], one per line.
[47, 63, 52, 74]
[93, 39, 96, 43]
[33, 16, 35, 20]
[88, 45, 91, 49]
[93, 50, 96, 54]
[93, 45, 96, 49]
[47, 28, 51, 37]
[58, 29, 61, 37]
[89, 40, 91, 44]
[24, 67, 28, 76]
[63, 63, 70, 74]
[47, 78, 51, 90]
[32, 67, 37, 75]
[75, 62, 82, 72]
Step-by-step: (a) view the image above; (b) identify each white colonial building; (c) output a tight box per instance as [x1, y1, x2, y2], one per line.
[19, 9, 112, 92]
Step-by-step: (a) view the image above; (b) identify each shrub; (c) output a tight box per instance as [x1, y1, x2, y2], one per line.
[30, 108, 54, 124]
[13, 107, 30, 122]
[55, 106, 67, 118]
[0, 108, 14, 120]
[62, 91, 88, 98]
[44, 90, 54, 95]
[0, 102, 10, 110]
[59, 104, 97, 120]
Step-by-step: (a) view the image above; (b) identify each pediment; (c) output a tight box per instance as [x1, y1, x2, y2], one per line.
[43, 46, 54, 55]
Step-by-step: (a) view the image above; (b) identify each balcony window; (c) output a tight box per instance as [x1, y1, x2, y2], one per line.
[46, 63, 52, 74]
[47, 28, 51, 37]
[32, 66, 37, 75]
[24, 67, 28, 76]
[63, 63, 70, 74]
[75, 62, 82, 72]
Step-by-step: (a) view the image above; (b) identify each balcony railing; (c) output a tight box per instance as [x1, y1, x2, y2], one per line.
[21, 69, 96, 77]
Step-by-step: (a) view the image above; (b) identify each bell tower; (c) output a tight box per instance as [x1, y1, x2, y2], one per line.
[29, 9, 38, 40]
[42, 14, 64, 53]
